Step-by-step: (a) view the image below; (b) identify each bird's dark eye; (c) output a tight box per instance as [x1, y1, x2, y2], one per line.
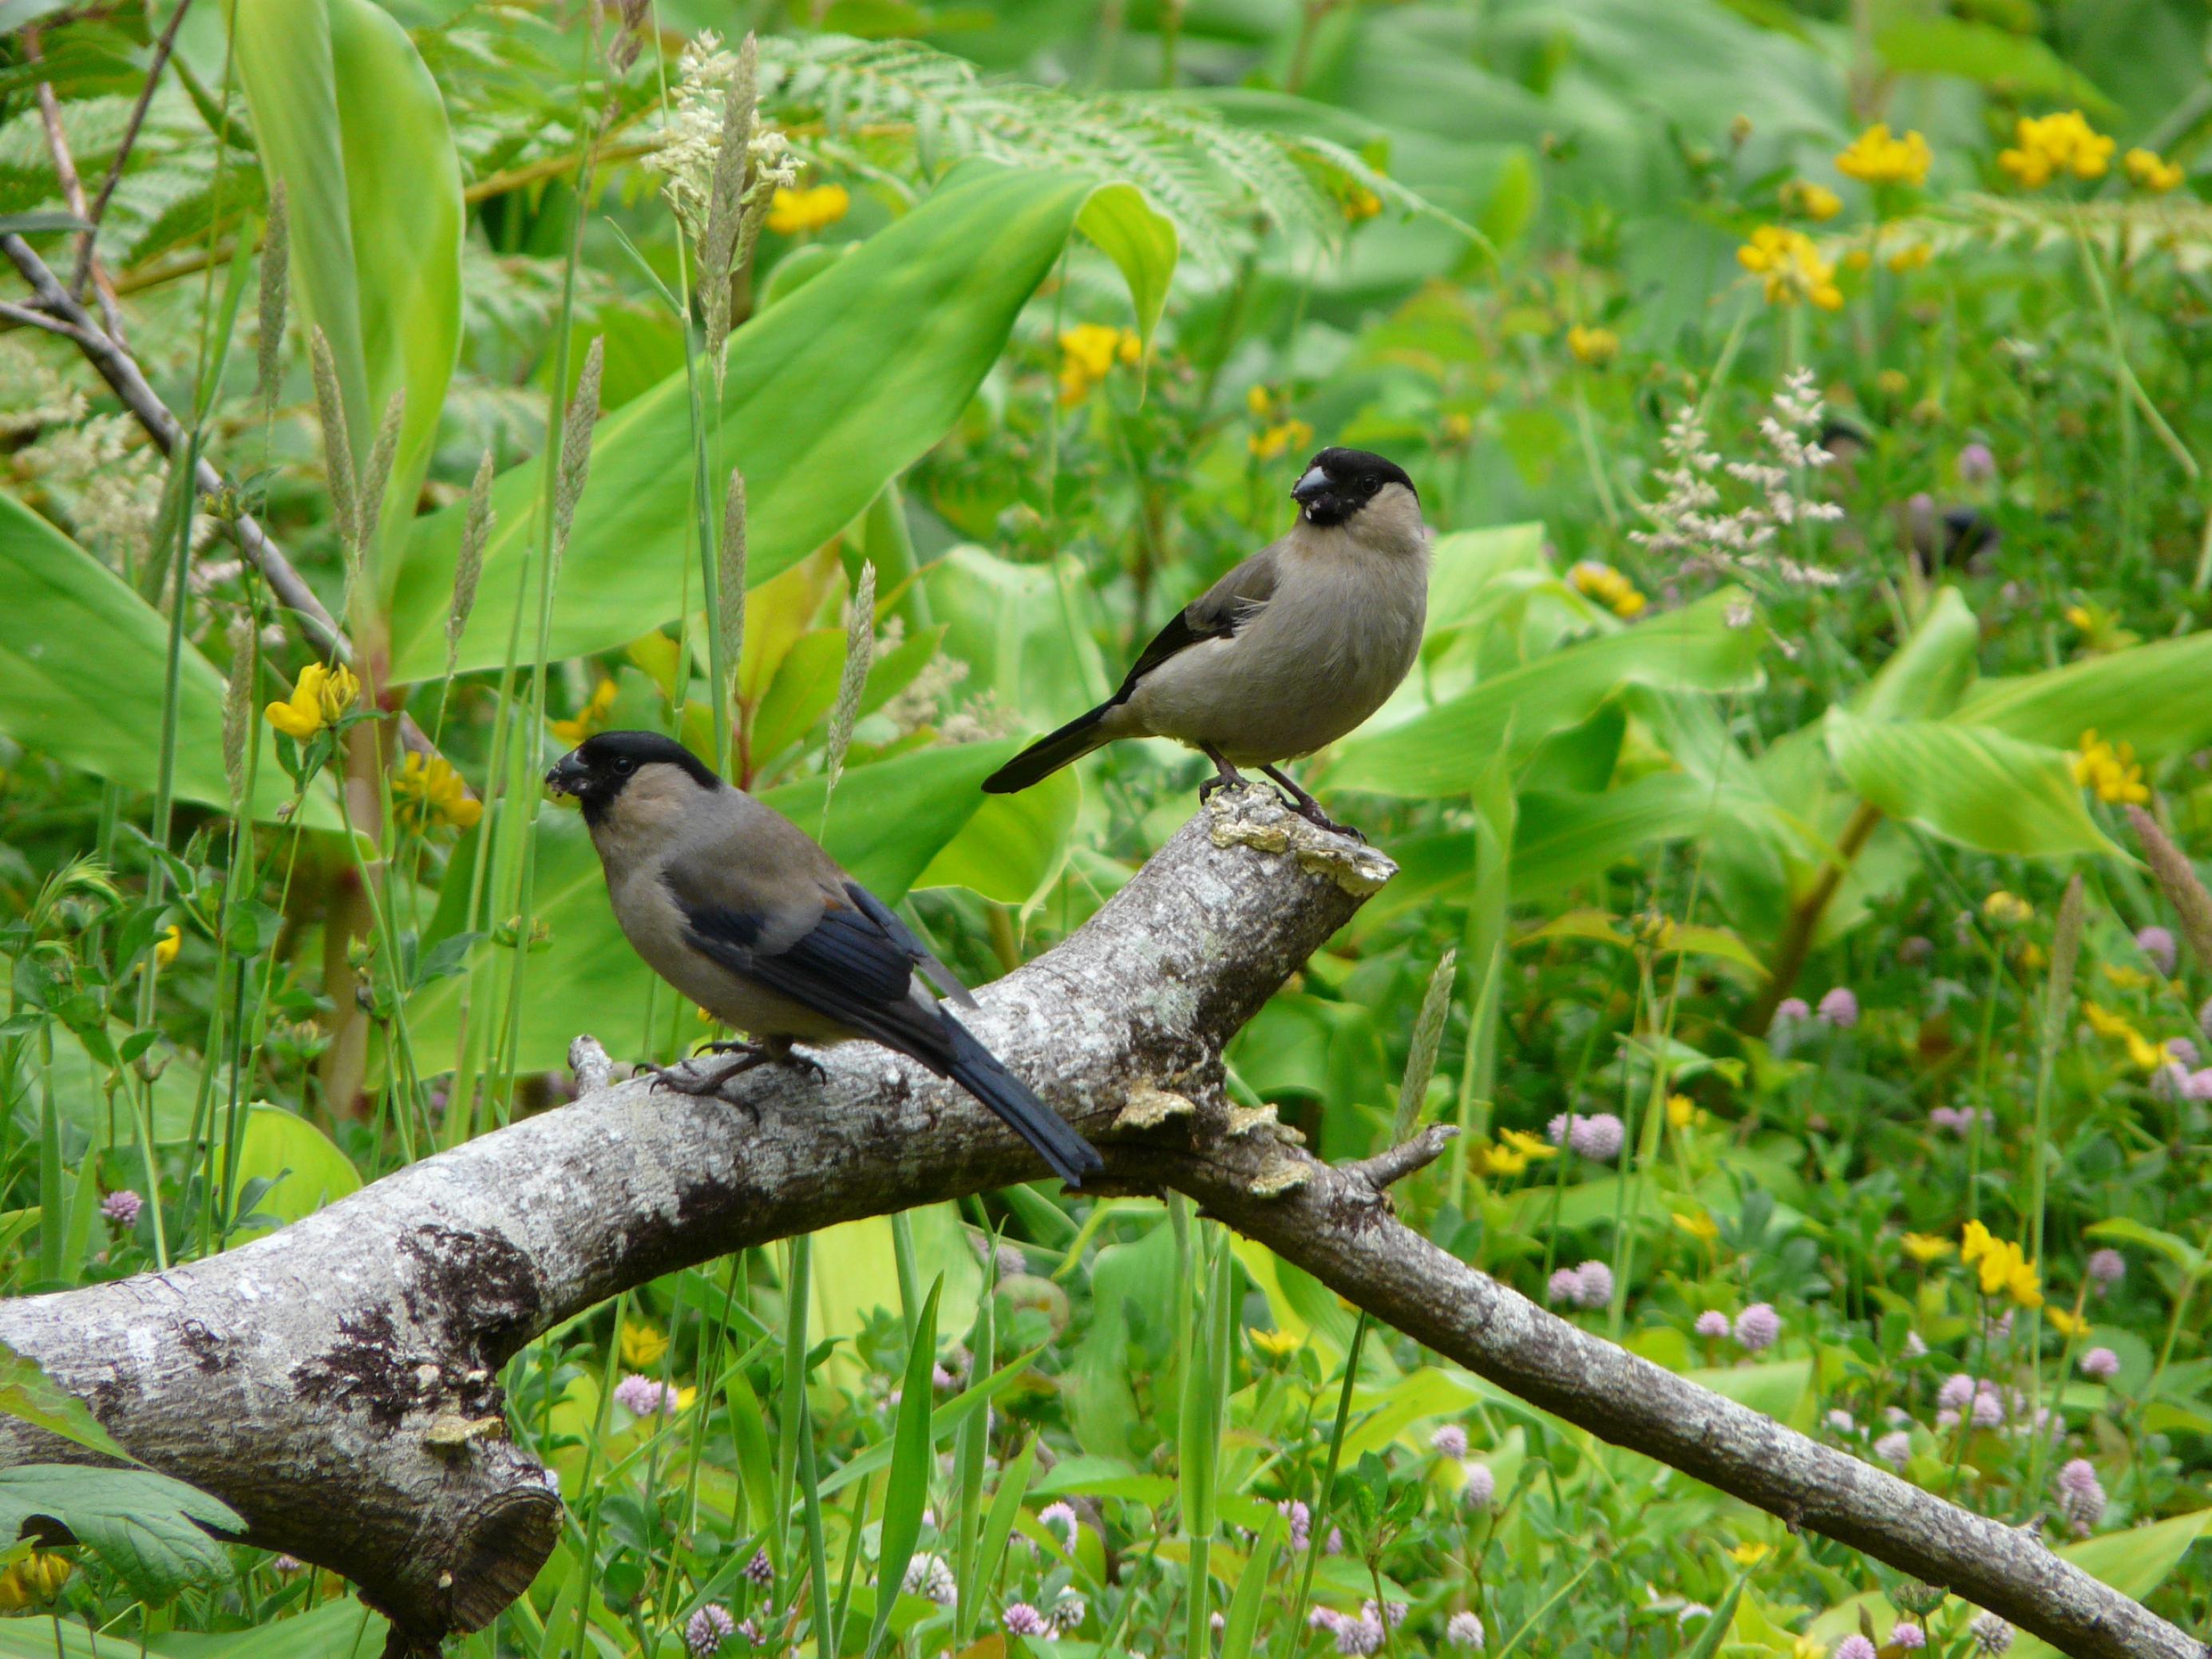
[612, 756, 635, 776]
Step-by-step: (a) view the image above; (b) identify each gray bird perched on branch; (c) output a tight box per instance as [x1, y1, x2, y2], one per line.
[982, 447, 1430, 837]
[546, 731, 1103, 1187]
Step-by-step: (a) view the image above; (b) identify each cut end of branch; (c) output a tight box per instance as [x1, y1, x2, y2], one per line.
[1203, 786, 1395, 896]
[1344, 1123, 1460, 1193]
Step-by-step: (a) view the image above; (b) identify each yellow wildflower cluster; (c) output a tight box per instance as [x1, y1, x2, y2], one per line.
[1470, 1127, 1557, 1178]
[1728, 1541, 1774, 1568]
[1666, 1093, 1697, 1130]
[2046, 1306, 2088, 1339]
[0, 1551, 72, 1610]
[392, 752, 483, 833]
[1886, 240, 1932, 274]
[1245, 384, 1312, 461]
[1780, 180, 1842, 221]
[2124, 147, 2185, 193]
[1736, 226, 1842, 310]
[265, 661, 361, 742]
[155, 923, 181, 968]
[550, 678, 618, 747]
[2082, 1000, 2174, 1072]
[1248, 1324, 1301, 1358]
[766, 184, 850, 236]
[2071, 729, 2149, 806]
[1961, 1220, 2043, 1308]
[1999, 111, 2114, 187]
[1343, 185, 1383, 223]
[1672, 1209, 1719, 1242]
[620, 1320, 670, 1368]
[1901, 1232, 1953, 1265]
[1566, 323, 1619, 366]
[1836, 124, 1933, 187]
[1981, 889, 2032, 926]
[1570, 560, 1648, 619]
[1059, 323, 1142, 405]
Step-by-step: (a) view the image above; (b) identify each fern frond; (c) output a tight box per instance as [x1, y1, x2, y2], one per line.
[1822, 192, 2212, 275]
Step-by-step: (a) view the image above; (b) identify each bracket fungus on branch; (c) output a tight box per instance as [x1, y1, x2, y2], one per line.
[0, 790, 2193, 1659]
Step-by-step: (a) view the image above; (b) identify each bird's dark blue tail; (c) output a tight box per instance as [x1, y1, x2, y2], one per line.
[981, 705, 1114, 794]
[941, 1016, 1103, 1187]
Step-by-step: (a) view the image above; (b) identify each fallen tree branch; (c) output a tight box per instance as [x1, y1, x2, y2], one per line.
[0, 790, 2194, 1658]
[0, 232, 454, 777]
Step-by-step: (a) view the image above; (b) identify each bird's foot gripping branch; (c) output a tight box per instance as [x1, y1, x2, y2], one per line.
[0, 789, 2195, 1659]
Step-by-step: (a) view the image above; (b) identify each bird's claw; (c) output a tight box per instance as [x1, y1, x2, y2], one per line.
[643, 1059, 743, 1099]
[1292, 801, 1365, 841]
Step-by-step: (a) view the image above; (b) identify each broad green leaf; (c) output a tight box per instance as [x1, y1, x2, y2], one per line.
[1854, 587, 1977, 723]
[390, 165, 1171, 681]
[1423, 523, 1550, 640]
[1328, 590, 1763, 798]
[1511, 774, 1767, 905]
[0, 1340, 133, 1463]
[1517, 909, 1766, 976]
[971, 1435, 1041, 1623]
[1823, 708, 2117, 857]
[0, 1465, 240, 1601]
[923, 546, 1111, 720]
[1874, 18, 2112, 110]
[1682, 1360, 1811, 1429]
[915, 765, 1080, 906]
[1073, 182, 1177, 347]
[1339, 1369, 1483, 1460]
[1954, 631, 2212, 763]
[2085, 1217, 2206, 1277]
[1677, 1569, 1750, 1659]
[402, 739, 1031, 1073]
[866, 1276, 943, 1659]
[0, 497, 339, 829]
[809, 1205, 981, 1393]
[151, 1599, 389, 1657]
[230, 1104, 362, 1226]
[1219, 1513, 1283, 1659]
[228, 0, 461, 585]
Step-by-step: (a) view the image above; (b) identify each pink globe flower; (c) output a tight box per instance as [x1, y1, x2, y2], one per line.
[1694, 1310, 1730, 1340]
[2079, 1347, 2120, 1381]
[1462, 1462, 1495, 1508]
[1430, 1423, 1469, 1459]
[1817, 987, 1859, 1028]
[2135, 925, 2178, 976]
[1735, 1303, 1780, 1352]
[1834, 1637, 1877, 1659]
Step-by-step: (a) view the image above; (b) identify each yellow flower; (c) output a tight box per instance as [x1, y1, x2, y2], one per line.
[1248, 1325, 1301, 1357]
[1249, 418, 1315, 461]
[2046, 1306, 2087, 1339]
[265, 661, 360, 742]
[1569, 560, 1648, 619]
[550, 678, 619, 748]
[154, 923, 182, 968]
[2124, 147, 2185, 193]
[1441, 411, 1473, 444]
[1783, 180, 1842, 220]
[619, 1320, 669, 1368]
[1836, 123, 1933, 187]
[1736, 225, 1843, 310]
[1982, 890, 2032, 926]
[766, 184, 851, 236]
[1474, 1142, 1529, 1177]
[1901, 1232, 1953, 1265]
[2071, 730, 2150, 806]
[1791, 1638, 1824, 1659]
[1247, 384, 1276, 418]
[392, 752, 483, 833]
[0, 1551, 73, 1610]
[1058, 323, 1142, 404]
[1499, 1127, 1559, 1162]
[1961, 1218, 1996, 1265]
[1886, 240, 1932, 273]
[2000, 111, 2113, 188]
[1672, 1210, 1719, 1242]
[2079, 1000, 2170, 1076]
[1875, 367, 1909, 398]
[1666, 1093, 1696, 1130]
[1567, 324, 1619, 366]
[1727, 1541, 1773, 1566]
[2099, 962, 2154, 992]
[1343, 185, 1383, 222]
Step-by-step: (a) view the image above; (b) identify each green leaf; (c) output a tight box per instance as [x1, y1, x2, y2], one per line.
[0, 1341, 133, 1464]
[148, 1598, 390, 1657]
[1218, 1513, 1283, 1659]
[228, 0, 463, 584]
[1328, 590, 1763, 798]
[229, 1104, 362, 1227]
[0, 1465, 240, 1601]
[1954, 631, 2212, 763]
[971, 1433, 1040, 1617]
[389, 165, 1170, 681]
[1855, 587, 1978, 723]
[2085, 1217, 2206, 1278]
[865, 1275, 943, 1659]
[1676, 1568, 1749, 1659]
[1874, 18, 2111, 112]
[0, 497, 338, 829]
[1074, 182, 1178, 348]
[1823, 707, 2117, 857]
[915, 765, 1079, 906]
[1511, 774, 1768, 905]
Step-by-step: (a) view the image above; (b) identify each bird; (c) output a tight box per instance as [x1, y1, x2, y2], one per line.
[981, 446, 1430, 837]
[545, 730, 1103, 1187]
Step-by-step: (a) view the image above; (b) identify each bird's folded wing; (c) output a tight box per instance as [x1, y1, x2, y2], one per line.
[1112, 545, 1280, 700]
[843, 881, 978, 1008]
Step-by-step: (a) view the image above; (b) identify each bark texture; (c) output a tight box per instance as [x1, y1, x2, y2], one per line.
[0, 790, 2197, 1659]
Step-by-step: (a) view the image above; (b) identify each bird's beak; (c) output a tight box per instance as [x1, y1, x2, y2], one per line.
[545, 751, 589, 798]
[1291, 465, 1332, 506]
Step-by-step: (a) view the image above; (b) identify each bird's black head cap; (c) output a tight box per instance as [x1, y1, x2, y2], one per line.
[1290, 447, 1417, 528]
[547, 729, 719, 822]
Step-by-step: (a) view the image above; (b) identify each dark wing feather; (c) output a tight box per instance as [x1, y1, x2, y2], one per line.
[681, 895, 956, 1066]
[1108, 548, 1280, 704]
[844, 881, 977, 1008]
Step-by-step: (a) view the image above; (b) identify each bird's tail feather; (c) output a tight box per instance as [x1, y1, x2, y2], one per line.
[981, 705, 1114, 794]
[942, 1017, 1103, 1188]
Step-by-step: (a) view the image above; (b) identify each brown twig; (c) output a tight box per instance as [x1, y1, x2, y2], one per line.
[21, 27, 129, 342]
[69, 0, 197, 300]
[1745, 799, 1885, 1031]
[0, 232, 457, 781]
